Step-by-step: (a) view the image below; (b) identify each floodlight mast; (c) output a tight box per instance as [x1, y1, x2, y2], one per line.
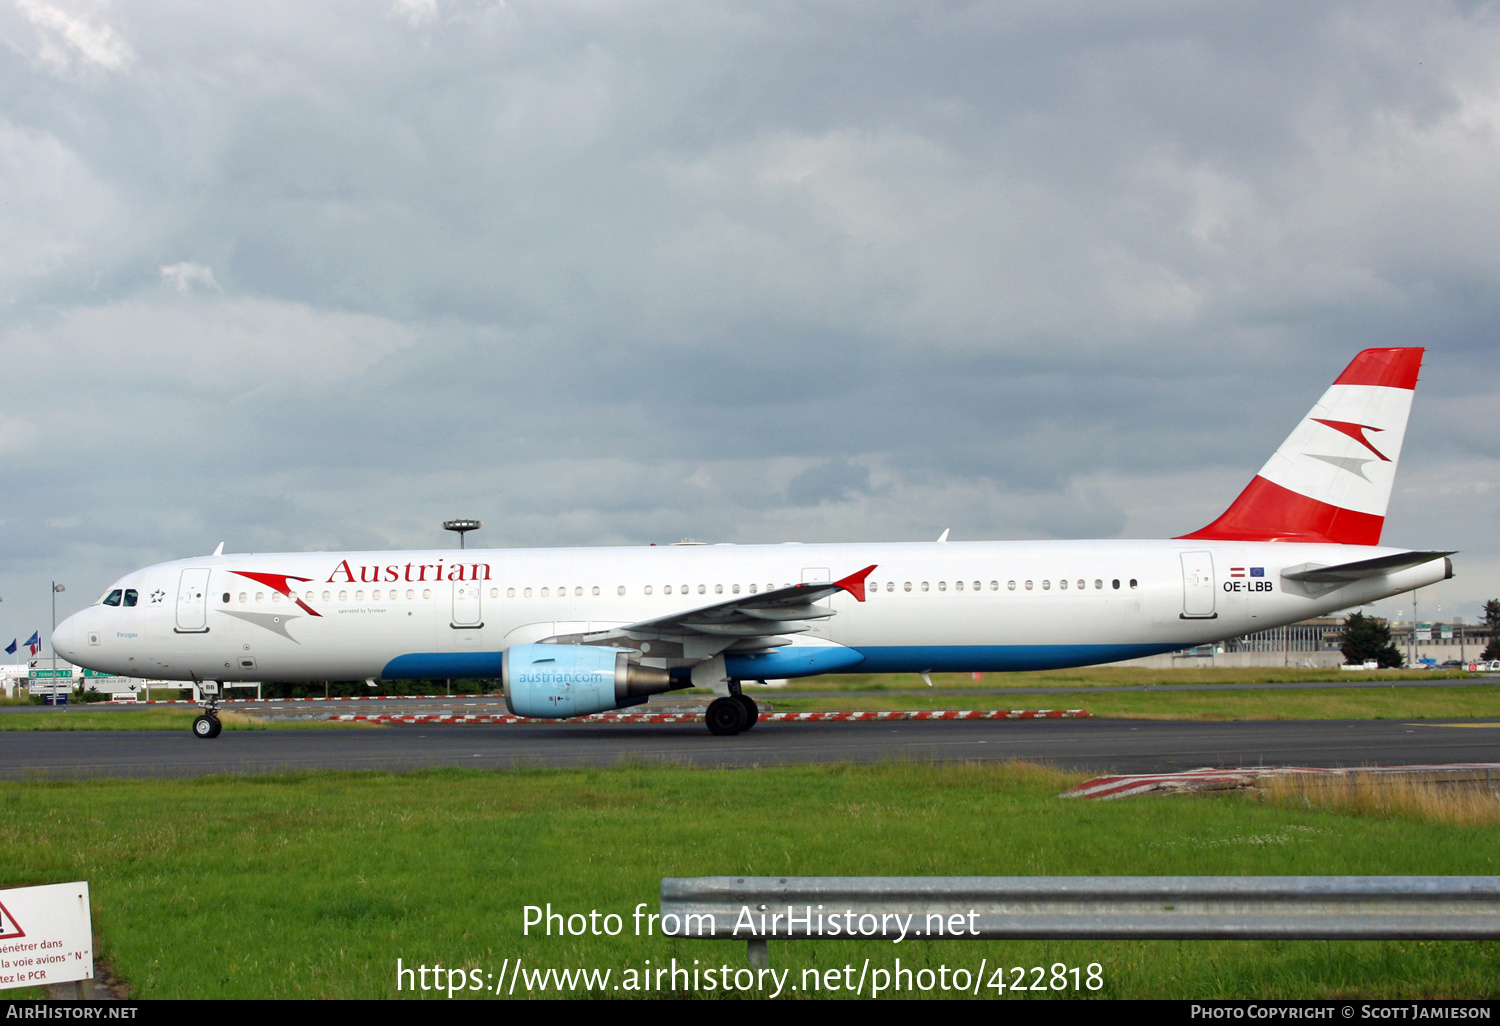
[442, 519, 482, 549]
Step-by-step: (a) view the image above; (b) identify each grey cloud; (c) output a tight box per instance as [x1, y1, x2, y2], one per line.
[4, 1, 1500, 633]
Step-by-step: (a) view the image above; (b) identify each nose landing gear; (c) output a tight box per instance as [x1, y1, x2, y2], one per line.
[191, 679, 223, 739]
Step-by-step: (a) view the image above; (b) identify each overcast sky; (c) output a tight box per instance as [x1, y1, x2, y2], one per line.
[2, 0, 1497, 643]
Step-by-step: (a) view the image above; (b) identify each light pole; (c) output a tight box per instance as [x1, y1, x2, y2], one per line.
[443, 519, 482, 549]
[51, 582, 65, 707]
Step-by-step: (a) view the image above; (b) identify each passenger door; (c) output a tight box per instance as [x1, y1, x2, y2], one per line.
[175, 568, 211, 633]
[1179, 551, 1217, 619]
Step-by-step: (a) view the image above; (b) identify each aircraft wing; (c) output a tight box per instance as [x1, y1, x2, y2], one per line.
[544, 564, 876, 663]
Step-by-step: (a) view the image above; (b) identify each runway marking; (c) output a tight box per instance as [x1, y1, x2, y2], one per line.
[1409, 722, 1500, 729]
[326, 709, 1091, 725]
[1065, 762, 1500, 799]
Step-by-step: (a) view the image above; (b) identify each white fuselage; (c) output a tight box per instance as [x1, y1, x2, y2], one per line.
[52, 539, 1448, 684]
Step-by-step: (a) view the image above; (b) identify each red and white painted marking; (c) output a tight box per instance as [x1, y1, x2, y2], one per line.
[330, 708, 1091, 725]
[123, 694, 457, 705]
[1063, 762, 1500, 800]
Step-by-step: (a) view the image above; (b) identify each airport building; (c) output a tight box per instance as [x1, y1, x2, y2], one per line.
[1119, 618, 1494, 669]
[0, 660, 247, 701]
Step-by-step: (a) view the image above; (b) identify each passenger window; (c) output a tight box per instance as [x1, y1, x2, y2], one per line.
[1043, 580, 1051, 590]
[103, 589, 122, 606]
[423, 589, 432, 599]
[937, 581, 946, 591]
[1077, 580, 1085, 591]
[524, 587, 533, 597]
[219, 592, 229, 604]
[541, 587, 550, 597]
[1130, 579, 1139, 589]
[664, 585, 672, 595]
[903, 582, 912, 592]
[321, 591, 330, 602]
[574, 587, 582, 597]
[748, 584, 757, 594]
[240, 593, 249, 603]
[617, 586, 626, 596]
[645, 586, 653, 595]
[698, 584, 706, 595]
[1059, 579, 1068, 590]
[339, 591, 348, 601]
[491, 588, 499, 598]
[955, 580, 964, 591]
[921, 582, 930, 592]
[1095, 580, 1103, 589]
[714, 584, 723, 594]
[974, 581, 982, 591]
[1007, 581, 1016, 591]
[1025, 581, 1033, 591]
[869, 581, 878, 594]
[682, 584, 689, 595]
[256, 592, 266, 602]
[355, 591, 364, 601]
[886, 582, 894, 592]
[1112, 579, 1120, 590]
[592, 586, 601, 596]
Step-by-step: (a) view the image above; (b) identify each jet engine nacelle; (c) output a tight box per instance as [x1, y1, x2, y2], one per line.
[502, 643, 674, 718]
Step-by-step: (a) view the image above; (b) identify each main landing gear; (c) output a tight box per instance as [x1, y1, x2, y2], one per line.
[192, 680, 223, 739]
[705, 682, 759, 736]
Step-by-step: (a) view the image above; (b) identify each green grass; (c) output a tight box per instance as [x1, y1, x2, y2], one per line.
[1, 762, 1496, 999]
[0, 709, 376, 731]
[766, 685, 1500, 720]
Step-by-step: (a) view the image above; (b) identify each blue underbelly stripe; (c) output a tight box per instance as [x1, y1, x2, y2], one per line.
[382, 652, 506, 679]
[381, 643, 1174, 681]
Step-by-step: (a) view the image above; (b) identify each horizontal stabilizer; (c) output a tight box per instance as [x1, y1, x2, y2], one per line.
[1282, 550, 1455, 584]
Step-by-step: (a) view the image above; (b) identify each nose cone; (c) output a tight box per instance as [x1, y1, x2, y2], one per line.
[52, 613, 86, 664]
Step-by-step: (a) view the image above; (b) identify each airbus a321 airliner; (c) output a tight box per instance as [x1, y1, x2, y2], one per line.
[53, 347, 1451, 738]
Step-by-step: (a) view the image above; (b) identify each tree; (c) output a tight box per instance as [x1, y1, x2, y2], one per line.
[1482, 599, 1500, 662]
[1339, 612, 1404, 668]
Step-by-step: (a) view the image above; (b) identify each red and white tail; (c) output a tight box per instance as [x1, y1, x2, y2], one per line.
[1179, 347, 1423, 545]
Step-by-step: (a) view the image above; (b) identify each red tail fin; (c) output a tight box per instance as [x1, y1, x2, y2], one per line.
[1178, 348, 1422, 545]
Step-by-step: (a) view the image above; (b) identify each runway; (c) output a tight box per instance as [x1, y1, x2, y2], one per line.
[4, 717, 1499, 780]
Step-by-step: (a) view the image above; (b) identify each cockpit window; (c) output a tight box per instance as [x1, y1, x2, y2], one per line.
[102, 590, 123, 607]
[123, 589, 138, 607]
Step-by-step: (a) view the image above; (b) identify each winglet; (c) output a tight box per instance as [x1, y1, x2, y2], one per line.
[212, 542, 224, 556]
[833, 564, 878, 602]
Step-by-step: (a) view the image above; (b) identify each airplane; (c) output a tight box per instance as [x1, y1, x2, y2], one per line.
[51, 347, 1452, 738]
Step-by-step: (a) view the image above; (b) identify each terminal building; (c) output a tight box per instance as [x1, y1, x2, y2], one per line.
[1117, 618, 1493, 669]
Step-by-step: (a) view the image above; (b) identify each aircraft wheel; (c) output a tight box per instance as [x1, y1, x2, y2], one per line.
[705, 696, 748, 736]
[192, 714, 220, 739]
[736, 695, 759, 730]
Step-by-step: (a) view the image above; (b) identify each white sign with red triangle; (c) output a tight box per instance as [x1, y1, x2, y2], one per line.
[0, 900, 23, 940]
[0, 882, 92, 991]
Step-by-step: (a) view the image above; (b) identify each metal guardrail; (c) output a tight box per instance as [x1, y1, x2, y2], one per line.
[661, 876, 1500, 964]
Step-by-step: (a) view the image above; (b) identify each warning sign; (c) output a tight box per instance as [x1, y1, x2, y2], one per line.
[0, 900, 22, 940]
[0, 882, 92, 991]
